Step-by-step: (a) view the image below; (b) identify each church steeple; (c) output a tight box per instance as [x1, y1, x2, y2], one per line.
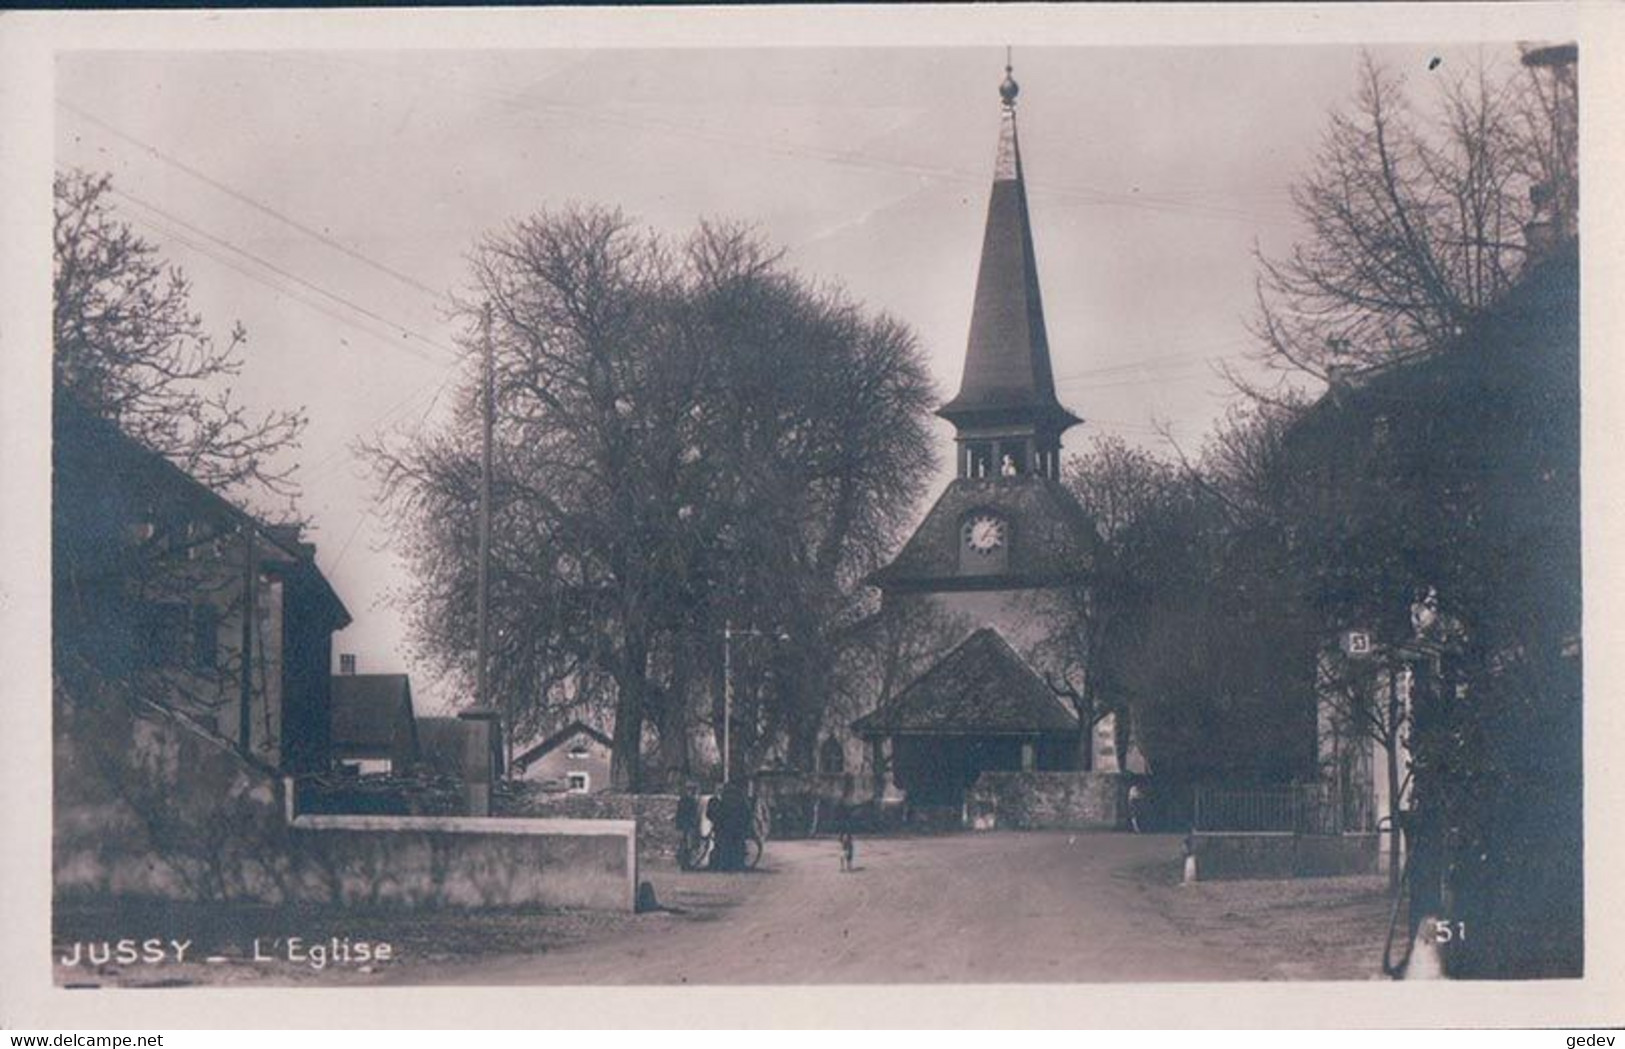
[939, 57, 1081, 482]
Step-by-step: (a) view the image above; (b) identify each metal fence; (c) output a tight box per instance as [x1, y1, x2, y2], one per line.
[1192, 782, 1375, 835]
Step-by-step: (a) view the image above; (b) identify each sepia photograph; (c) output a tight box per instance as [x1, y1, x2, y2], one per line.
[3, 2, 1621, 1030]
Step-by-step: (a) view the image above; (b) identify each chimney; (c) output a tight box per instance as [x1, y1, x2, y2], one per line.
[1523, 183, 1559, 263]
[339, 653, 357, 675]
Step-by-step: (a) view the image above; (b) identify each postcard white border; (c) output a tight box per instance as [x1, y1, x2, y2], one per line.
[3, 2, 1622, 1030]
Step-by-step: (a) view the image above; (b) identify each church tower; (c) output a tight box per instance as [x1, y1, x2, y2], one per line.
[940, 63, 1081, 485]
[868, 60, 1096, 614]
[855, 62, 1114, 813]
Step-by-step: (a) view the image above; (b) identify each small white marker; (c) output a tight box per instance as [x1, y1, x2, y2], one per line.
[205, 957, 229, 965]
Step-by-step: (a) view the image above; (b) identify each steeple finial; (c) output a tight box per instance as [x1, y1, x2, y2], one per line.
[1000, 48, 1020, 108]
[939, 50, 1080, 443]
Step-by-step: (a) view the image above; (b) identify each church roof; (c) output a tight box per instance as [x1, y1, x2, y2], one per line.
[870, 475, 1097, 592]
[852, 627, 1079, 737]
[937, 64, 1081, 434]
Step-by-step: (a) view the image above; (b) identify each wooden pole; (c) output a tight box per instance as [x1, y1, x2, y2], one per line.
[723, 620, 733, 785]
[476, 305, 494, 717]
[239, 523, 255, 756]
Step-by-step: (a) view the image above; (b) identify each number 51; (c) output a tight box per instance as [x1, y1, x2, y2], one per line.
[1432, 919, 1467, 944]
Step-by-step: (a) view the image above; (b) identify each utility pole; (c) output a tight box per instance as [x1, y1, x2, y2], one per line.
[476, 304, 494, 717]
[239, 522, 255, 757]
[723, 620, 734, 785]
[721, 622, 789, 786]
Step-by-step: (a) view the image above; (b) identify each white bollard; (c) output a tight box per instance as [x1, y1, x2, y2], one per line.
[1405, 915, 1446, 979]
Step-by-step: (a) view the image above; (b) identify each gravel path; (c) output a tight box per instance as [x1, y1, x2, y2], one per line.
[413, 832, 1389, 985]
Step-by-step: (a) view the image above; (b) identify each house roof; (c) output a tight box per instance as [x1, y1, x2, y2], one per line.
[329, 674, 417, 759]
[1286, 241, 1579, 444]
[513, 720, 613, 772]
[937, 67, 1080, 435]
[869, 475, 1097, 592]
[53, 391, 352, 629]
[852, 627, 1079, 737]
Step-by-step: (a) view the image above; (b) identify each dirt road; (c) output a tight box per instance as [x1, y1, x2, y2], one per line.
[418, 832, 1389, 985]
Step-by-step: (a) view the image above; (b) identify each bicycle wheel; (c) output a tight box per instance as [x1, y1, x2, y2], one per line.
[745, 835, 764, 870]
[678, 833, 709, 872]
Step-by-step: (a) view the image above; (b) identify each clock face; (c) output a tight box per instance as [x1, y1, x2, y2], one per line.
[963, 514, 1007, 554]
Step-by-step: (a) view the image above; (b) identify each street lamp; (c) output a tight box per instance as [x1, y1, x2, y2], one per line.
[722, 620, 791, 785]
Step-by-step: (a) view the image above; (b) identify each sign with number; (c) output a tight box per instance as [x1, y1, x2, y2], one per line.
[1341, 629, 1373, 657]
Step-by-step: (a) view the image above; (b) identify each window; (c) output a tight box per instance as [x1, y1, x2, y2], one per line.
[965, 442, 993, 479]
[192, 604, 219, 672]
[141, 604, 190, 667]
[567, 772, 590, 794]
[819, 737, 845, 775]
[567, 743, 591, 760]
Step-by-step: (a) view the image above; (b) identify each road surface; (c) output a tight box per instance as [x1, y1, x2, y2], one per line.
[415, 831, 1388, 984]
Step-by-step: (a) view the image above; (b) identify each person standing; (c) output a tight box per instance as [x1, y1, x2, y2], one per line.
[1127, 781, 1145, 834]
[834, 784, 857, 872]
[675, 782, 703, 869]
[716, 781, 752, 871]
[705, 789, 726, 870]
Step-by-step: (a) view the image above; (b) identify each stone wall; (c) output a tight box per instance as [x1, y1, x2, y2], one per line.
[496, 783, 681, 860]
[55, 698, 638, 910]
[287, 814, 636, 910]
[965, 771, 1122, 831]
[1189, 832, 1379, 881]
[55, 698, 294, 903]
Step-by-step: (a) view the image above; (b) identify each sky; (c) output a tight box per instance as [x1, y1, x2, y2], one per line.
[54, 41, 1535, 714]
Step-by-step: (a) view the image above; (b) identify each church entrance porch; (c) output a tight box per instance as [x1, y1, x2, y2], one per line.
[852, 627, 1083, 823]
[890, 733, 1076, 811]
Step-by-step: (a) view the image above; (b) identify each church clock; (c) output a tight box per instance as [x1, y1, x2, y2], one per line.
[963, 513, 1007, 555]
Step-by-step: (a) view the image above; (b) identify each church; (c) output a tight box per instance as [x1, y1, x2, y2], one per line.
[849, 63, 1129, 819]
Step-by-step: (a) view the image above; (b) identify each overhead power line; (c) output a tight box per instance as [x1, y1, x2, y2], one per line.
[113, 188, 463, 366]
[58, 98, 454, 305]
[259, 51, 1297, 230]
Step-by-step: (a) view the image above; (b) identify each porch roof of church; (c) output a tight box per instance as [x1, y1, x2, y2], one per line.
[852, 627, 1078, 737]
[869, 475, 1097, 592]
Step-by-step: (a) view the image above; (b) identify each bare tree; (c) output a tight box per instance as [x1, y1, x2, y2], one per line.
[1317, 649, 1410, 889]
[53, 170, 307, 508]
[1040, 435, 1179, 768]
[1246, 50, 1566, 386]
[367, 208, 936, 790]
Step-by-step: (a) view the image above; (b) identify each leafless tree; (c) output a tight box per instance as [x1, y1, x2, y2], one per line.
[54, 170, 307, 509]
[1316, 649, 1410, 890]
[1245, 50, 1571, 387]
[366, 207, 936, 790]
[1040, 435, 1179, 768]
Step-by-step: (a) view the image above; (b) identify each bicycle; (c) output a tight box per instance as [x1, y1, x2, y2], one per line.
[677, 810, 766, 872]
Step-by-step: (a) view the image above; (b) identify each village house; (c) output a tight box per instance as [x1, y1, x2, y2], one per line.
[1282, 227, 1580, 974]
[53, 392, 352, 772]
[512, 721, 613, 794]
[329, 669, 420, 776]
